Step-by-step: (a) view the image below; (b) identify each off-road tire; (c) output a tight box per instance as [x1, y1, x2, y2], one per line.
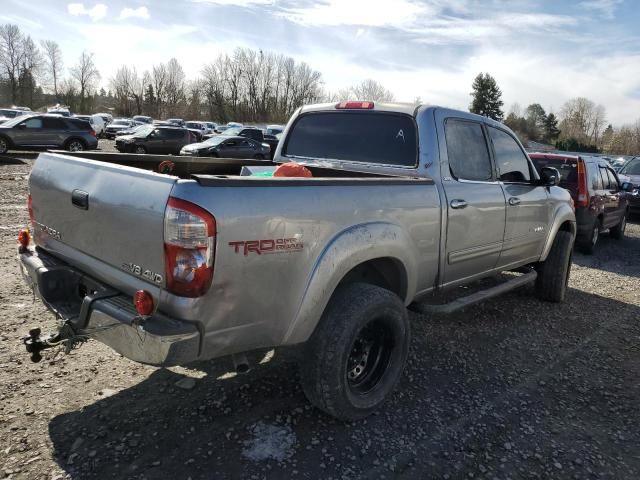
[535, 230, 574, 302]
[610, 213, 627, 240]
[0, 136, 9, 154]
[300, 282, 410, 421]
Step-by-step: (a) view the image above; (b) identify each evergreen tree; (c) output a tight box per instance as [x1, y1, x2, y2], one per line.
[525, 103, 546, 141]
[543, 113, 561, 143]
[469, 73, 504, 121]
[601, 124, 614, 152]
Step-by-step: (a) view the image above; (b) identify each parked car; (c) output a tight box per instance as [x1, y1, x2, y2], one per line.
[180, 135, 270, 158]
[616, 156, 640, 215]
[95, 113, 114, 125]
[104, 119, 136, 139]
[185, 121, 207, 136]
[0, 114, 98, 153]
[11, 106, 31, 111]
[209, 126, 279, 158]
[529, 153, 632, 253]
[114, 124, 148, 138]
[166, 118, 185, 127]
[205, 122, 217, 134]
[132, 115, 153, 124]
[266, 124, 284, 136]
[47, 106, 71, 117]
[0, 108, 29, 124]
[115, 125, 191, 154]
[73, 114, 106, 137]
[20, 102, 576, 421]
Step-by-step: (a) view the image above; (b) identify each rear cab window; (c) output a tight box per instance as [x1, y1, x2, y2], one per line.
[529, 156, 578, 187]
[283, 111, 417, 167]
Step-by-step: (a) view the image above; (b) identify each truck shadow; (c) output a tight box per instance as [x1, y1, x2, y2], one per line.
[47, 288, 640, 480]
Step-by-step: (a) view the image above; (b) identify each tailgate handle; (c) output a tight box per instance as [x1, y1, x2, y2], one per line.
[71, 189, 89, 210]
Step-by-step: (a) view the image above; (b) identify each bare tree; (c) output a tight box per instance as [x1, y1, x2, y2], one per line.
[70, 51, 100, 112]
[0, 24, 24, 103]
[164, 58, 185, 117]
[40, 40, 63, 98]
[559, 97, 606, 145]
[18, 36, 42, 106]
[350, 79, 395, 102]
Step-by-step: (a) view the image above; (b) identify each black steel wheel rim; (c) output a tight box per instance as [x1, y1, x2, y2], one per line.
[346, 318, 394, 394]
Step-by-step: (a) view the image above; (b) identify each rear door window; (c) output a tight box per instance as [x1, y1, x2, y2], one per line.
[488, 127, 531, 183]
[604, 168, 619, 191]
[284, 112, 417, 167]
[445, 119, 493, 181]
[589, 164, 603, 190]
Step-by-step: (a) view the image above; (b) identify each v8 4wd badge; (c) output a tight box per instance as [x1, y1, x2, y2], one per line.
[122, 262, 163, 284]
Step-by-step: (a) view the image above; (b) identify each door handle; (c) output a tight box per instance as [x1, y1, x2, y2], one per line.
[450, 199, 468, 209]
[508, 197, 521, 206]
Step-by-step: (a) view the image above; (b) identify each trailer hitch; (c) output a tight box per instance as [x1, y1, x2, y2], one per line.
[22, 322, 81, 363]
[23, 327, 61, 363]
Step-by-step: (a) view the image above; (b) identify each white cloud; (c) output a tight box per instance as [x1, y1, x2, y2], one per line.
[192, 0, 274, 5]
[119, 6, 150, 20]
[279, 0, 431, 28]
[579, 0, 622, 19]
[67, 3, 107, 21]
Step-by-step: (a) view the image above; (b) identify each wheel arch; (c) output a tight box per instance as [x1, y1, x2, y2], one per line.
[540, 203, 576, 261]
[282, 222, 417, 345]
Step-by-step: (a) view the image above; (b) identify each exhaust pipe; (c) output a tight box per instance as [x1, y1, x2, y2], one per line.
[232, 353, 250, 374]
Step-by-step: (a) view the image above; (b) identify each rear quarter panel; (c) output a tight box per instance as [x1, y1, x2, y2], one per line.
[165, 179, 440, 359]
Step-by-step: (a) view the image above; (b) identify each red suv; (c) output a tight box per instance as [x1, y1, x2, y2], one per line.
[529, 153, 633, 254]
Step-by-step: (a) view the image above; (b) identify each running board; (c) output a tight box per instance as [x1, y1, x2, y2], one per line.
[413, 270, 537, 315]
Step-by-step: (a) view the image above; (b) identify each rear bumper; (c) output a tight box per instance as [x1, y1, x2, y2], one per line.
[19, 247, 200, 367]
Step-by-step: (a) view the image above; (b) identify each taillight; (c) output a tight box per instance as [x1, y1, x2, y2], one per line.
[134, 290, 154, 316]
[335, 101, 374, 109]
[17, 229, 30, 249]
[27, 194, 33, 225]
[164, 197, 216, 297]
[576, 160, 588, 207]
[90, 129, 96, 137]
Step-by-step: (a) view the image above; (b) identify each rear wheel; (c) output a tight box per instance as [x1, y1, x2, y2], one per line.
[0, 136, 9, 154]
[610, 213, 627, 240]
[134, 145, 146, 154]
[535, 230, 574, 302]
[580, 219, 600, 254]
[300, 283, 410, 421]
[66, 139, 85, 152]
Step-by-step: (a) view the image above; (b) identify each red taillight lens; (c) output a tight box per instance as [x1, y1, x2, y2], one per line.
[18, 229, 30, 248]
[27, 194, 33, 225]
[164, 197, 216, 297]
[335, 101, 374, 109]
[134, 290, 154, 316]
[576, 160, 588, 207]
[90, 129, 96, 137]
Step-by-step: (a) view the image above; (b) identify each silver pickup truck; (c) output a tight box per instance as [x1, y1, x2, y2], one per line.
[19, 102, 575, 420]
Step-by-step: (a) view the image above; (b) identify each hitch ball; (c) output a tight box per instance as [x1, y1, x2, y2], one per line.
[23, 327, 45, 363]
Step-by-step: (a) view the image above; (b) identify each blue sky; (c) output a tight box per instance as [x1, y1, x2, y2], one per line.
[2, 0, 640, 125]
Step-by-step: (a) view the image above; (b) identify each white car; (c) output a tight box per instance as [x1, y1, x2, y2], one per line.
[73, 114, 106, 137]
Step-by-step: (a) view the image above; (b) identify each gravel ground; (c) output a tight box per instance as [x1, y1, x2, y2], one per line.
[0, 158, 639, 480]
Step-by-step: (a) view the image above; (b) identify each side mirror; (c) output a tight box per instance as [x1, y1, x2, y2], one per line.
[621, 182, 636, 193]
[540, 166, 560, 187]
[16, 123, 26, 130]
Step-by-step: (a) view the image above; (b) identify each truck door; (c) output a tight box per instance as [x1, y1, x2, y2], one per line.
[487, 126, 550, 268]
[439, 117, 507, 285]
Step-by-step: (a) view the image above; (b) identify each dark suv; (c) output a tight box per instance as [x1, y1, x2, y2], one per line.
[617, 157, 640, 215]
[115, 125, 191, 154]
[530, 153, 633, 253]
[0, 114, 98, 153]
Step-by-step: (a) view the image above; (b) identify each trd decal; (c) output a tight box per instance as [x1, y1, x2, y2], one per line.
[229, 238, 303, 256]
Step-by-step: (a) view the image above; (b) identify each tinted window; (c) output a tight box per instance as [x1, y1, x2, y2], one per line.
[165, 129, 185, 139]
[589, 163, 603, 190]
[529, 156, 577, 185]
[22, 118, 43, 129]
[445, 119, 492, 181]
[284, 112, 417, 167]
[488, 127, 531, 182]
[43, 117, 67, 129]
[621, 158, 640, 175]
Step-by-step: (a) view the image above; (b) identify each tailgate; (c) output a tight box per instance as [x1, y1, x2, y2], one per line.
[29, 153, 176, 288]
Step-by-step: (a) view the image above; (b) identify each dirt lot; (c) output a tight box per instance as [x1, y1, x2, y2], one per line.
[1, 157, 639, 480]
